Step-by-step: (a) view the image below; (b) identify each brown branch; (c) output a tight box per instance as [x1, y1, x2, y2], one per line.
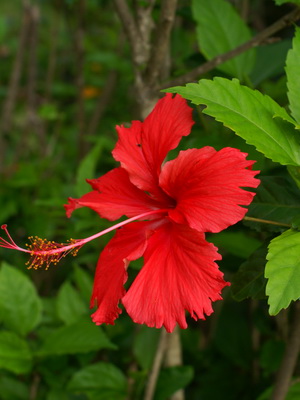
[244, 216, 291, 228]
[145, 0, 178, 87]
[1, 0, 31, 133]
[271, 301, 300, 400]
[144, 329, 168, 400]
[113, 0, 143, 66]
[162, 6, 300, 89]
[87, 70, 118, 137]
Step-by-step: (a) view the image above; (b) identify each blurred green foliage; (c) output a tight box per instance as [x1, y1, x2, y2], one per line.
[1, 0, 300, 399]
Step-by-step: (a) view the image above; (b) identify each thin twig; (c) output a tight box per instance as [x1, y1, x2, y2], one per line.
[271, 302, 300, 400]
[113, 0, 143, 66]
[145, 0, 178, 86]
[144, 329, 168, 400]
[164, 327, 184, 400]
[244, 216, 291, 228]
[1, 0, 31, 133]
[162, 6, 300, 88]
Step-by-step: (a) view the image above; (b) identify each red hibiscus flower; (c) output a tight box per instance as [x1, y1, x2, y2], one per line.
[0, 93, 259, 332]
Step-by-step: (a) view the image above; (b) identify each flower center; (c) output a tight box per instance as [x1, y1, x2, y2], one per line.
[0, 209, 170, 270]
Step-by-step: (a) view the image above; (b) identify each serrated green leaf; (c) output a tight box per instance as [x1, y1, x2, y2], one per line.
[56, 281, 87, 325]
[0, 263, 42, 336]
[192, 0, 255, 79]
[154, 366, 194, 400]
[266, 229, 300, 315]
[231, 246, 267, 301]
[67, 362, 127, 400]
[286, 27, 300, 124]
[0, 331, 32, 374]
[167, 78, 300, 165]
[38, 316, 116, 356]
[245, 176, 300, 232]
[133, 326, 160, 370]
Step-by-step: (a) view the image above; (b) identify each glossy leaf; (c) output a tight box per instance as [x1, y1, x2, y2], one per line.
[0, 263, 42, 336]
[167, 78, 300, 166]
[266, 229, 300, 315]
[67, 362, 127, 400]
[286, 27, 300, 124]
[0, 331, 32, 374]
[38, 317, 116, 355]
[192, 0, 255, 79]
[231, 246, 267, 301]
[245, 176, 300, 232]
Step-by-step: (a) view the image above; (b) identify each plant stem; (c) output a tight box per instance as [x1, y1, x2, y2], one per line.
[243, 216, 291, 228]
[144, 329, 168, 400]
[271, 302, 300, 400]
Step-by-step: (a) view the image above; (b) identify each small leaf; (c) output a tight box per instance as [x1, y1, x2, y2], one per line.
[73, 265, 93, 303]
[266, 229, 300, 315]
[0, 375, 30, 400]
[154, 366, 194, 400]
[245, 176, 300, 232]
[231, 246, 267, 301]
[67, 362, 127, 400]
[56, 281, 87, 325]
[133, 326, 160, 370]
[286, 27, 300, 124]
[38, 316, 116, 356]
[192, 0, 255, 79]
[208, 231, 261, 259]
[0, 331, 32, 374]
[76, 138, 108, 196]
[166, 78, 300, 166]
[0, 263, 42, 336]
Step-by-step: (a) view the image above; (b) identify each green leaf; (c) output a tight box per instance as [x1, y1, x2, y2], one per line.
[245, 176, 300, 232]
[258, 381, 300, 400]
[38, 316, 116, 356]
[0, 263, 42, 336]
[133, 326, 160, 370]
[286, 27, 300, 124]
[208, 231, 261, 259]
[192, 0, 255, 79]
[231, 246, 267, 301]
[0, 375, 30, 400]
[76, 138, 105, 196]
[274, 0, 300, 5]
[56, 281, 87, 325]
[154, 366, 194, 400]
[67, 362, 127, 400]
[266, 229, 300, 315]
[73, 265, 93, 303]
[260, 339, 285, 376]
[167, 78, 300, 166]
[251, 40, 291, 86]
[0, 331, 32, 374]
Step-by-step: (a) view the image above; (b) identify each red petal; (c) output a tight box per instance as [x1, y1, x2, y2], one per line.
[123, 222, 228, 333]
[112, 94, 194, 197]
[64, 168, 160, 220]
[91, 221, 156, 325]
[159, 147, 260, 233]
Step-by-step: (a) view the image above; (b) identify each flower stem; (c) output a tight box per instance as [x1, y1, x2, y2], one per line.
[243, 216, 291, 228]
